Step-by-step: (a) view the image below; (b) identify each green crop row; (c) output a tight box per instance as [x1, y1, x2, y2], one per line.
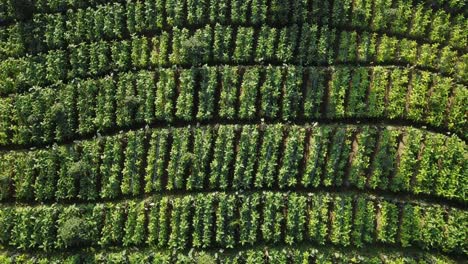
[2, 21, 467, 96]
[0, 0, 121, 23]
[0, 244, 460, 264]
[1, 0, 465, 61]
[0, 124, 465, 203]
[0, 192, 466, 254]
[0, 65, 465, 147]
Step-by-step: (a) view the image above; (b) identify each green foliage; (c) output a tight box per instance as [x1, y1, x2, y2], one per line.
[367, 67, 388, 117]
[144, 129, 169, 193]
[352, 197, 375, 247]
[260, 66, 282, 119]
[387, 69, 409, 119]
[239, 194, 260, 245]
[209, 125, 235, 189]
[57, 206, 98, 248]
[302, 127, 330, 188]
[324, 127, 352, 187]
[123, 201, 146, 246]
[168, 196, 191, 249]
[392, 128, 423, 192]
[212, 24, 232, 63]
[233, 126, 259, 189]
[187, 127, 212, 190]
[282, 67, 303, 120]
[78, 140, 101, 200]
[285, 194, 307, 244]
[192, 194, 214, 248]
[407, 71, 431, 122]
[197, 67, 217, 120]
[121, 131, 145, 196]
[99, 203, 125, 247]
[100, 135, 123, 199]
[56, 145, 79, 200]
[238, 67, 260, 119]
[0, 1, 466, 261]
[175, 69, 196, 120]
[307, 193, 330, 244]
[155, 69, 176, 121]
[349, 127, 377, 189]
[303, 68, 326, 119]
[255, 26, 277, 63]
[57, 216, 89, 247]
[368, 129, 399, 190]
[261, 192, 283, 243]
[255, 124, 282, 188]
[376, 200, 398, 243]
[167, 128, 191, 190]
[346, 68, 369, 117]
[0, 123, 465, 204]
[150, 33, 170, 66]
[233, 27, 254, 63]
[13, 152, 35, 201]
[219, 67, 239, 120]
[278, 126, 305, 188]
[0, 191, 465, 257]
[330, 195, 353, 246]
[327, 67, 349, 118]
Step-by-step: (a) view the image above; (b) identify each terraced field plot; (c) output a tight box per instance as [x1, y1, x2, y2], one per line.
[0, 0, 466, 263]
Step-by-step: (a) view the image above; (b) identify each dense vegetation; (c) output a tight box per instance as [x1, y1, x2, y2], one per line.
[0, 0, 466, 263]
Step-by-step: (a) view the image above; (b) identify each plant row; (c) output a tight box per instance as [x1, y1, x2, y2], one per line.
[0, 192, 466, 254]
[0, 0, 125, 24]
[0, 0, 465, 61]
[0, 124, 465, 203]
[0, 65, 465, 147]
[2, 22, 467, 97]
[0, 244, 459, 264]
[2, 0, 465, 27]
[422, 0, 466, 10]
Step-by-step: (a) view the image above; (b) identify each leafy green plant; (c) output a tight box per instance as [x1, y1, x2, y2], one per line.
[278, 126, 305, 188]
[238, 67, 260, 119]
[144, 129, 169, 193]
[209, 125, 235, 189]
[233, 125, 259, 189]
[167, 128, 191, 190]
[121, 131, 145, 196]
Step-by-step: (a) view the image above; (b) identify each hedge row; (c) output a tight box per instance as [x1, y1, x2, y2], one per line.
[0, 65, 465, 147]
[0, 244, 460, 264]
[1, 0, 465, 59]
[1, 124, 465, 202]
[2, 22, 466, 97]
[0, 192, 466, 254]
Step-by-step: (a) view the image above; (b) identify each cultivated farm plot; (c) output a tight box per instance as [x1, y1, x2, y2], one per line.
[0, 0, 466, 263]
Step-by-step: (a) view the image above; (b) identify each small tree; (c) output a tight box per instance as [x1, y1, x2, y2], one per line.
[182, 34, 210, 66]
[57, 216, 91, 247]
